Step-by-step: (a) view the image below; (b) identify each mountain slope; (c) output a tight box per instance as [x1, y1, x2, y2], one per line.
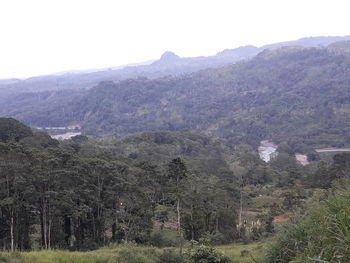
[3, 42, 350, 152]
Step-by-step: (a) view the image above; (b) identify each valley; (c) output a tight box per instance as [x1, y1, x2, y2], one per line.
[3, 40, 350, 154]
[1, 36, 350, 263]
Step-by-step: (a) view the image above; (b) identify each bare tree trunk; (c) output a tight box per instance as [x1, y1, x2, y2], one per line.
[112, 199, 119, 242]
[238, 190, 243, 227]
[42, 200, 48, 249]
[70, 218, 74, 247]
[48, 209, 52, 250]
[190, 205, 194, 240]
[124, 223, 129, 244]
[177, 198, 183, 255]
[10, 209, 14, 251]
[6, 174, 14, 251]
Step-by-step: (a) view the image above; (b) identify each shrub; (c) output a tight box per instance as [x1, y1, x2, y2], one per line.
[117, 245, 160, 263]
[185, 245, 232, 263]
[265, 181, 350, 263]
[240, 249, 249, 257]
[149, 231, 165, 247]
[160, 249, 184, 263]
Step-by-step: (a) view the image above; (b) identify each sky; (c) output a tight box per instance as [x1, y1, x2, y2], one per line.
[0, 0, 350, 79]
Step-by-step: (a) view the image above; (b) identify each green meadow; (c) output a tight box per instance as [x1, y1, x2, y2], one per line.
[0, 241, 266, 263]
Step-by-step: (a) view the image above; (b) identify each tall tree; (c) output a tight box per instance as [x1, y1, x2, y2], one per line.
[167, 157, 187, 255]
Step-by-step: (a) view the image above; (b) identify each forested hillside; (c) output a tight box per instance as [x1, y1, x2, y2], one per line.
[2, 115, 350, 262]
[0, 118, 242, 251]
[3, 42, 350, 154]
[0, 118, 319, 249]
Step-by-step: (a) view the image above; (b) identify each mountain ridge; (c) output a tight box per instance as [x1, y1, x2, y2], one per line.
[1, 35, 350, 98]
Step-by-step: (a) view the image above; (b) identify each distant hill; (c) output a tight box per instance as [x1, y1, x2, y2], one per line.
[3, 41, 350, 154]
[1, 35, 350, 98]
[262, 35, 350, 49]
[0, 47, 257, 97]
[0, 117, 57, 148]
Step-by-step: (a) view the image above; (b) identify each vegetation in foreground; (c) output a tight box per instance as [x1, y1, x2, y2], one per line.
[2, 117, 350, 262]
[266, 179, 350, 263]
[0, 242, 266, 263]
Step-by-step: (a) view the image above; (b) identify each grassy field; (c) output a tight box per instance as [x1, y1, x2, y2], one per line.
[0, 245, 161, 263]
[0, 242, 266, 263]
[216, 242, 266, 263]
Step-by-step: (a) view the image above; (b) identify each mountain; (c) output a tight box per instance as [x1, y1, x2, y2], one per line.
[262, 35, 350, 49]
[3, 41, 350, 154]
[0, 47, 257, 98]
[158, 51, 181, 62]
[1, 36, 350, 98]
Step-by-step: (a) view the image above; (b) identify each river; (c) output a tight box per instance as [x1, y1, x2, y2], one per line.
[258, 140, 278, 162]
[295, 154, 309, 166]
[52, 132, 82, 140]
[35, 125, 82, 140]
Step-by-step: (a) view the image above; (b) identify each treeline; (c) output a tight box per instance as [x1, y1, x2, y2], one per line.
[0, 118, 241, 251]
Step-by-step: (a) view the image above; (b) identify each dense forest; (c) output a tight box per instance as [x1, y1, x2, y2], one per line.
[2, 38, 350, 263]
[2, 42, 350, 156]
[2, 117, 350, 262]
[0, 118, 240, 251]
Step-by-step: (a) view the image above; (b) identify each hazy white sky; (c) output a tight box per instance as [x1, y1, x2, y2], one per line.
[0, 0, 349, 78]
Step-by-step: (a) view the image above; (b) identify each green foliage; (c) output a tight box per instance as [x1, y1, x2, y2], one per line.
[0, 244, 163, 263]
[0, 119, 241, 250]
[117, 245, 160, 263]
[159, 248, 184, 263]
[306, 153, 350, 189]
[216, 242, 266, 263]
[265, 221, 308, 263]
[0, 118, 33, 142]
[0, 242, 272, 263]
[266, 180, 350, 263]
[185, 245, 232, 263]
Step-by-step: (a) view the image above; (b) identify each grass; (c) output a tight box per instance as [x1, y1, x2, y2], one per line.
[0, 250, 112, 263]
[216, 242, 267, 263]
[0, 244, 162, 263]
[0, 241, 267, 263]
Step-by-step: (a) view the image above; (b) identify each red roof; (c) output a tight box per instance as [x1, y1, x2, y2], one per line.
[272, 216, 290, 223]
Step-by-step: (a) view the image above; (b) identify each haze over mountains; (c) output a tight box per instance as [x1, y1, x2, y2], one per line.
[1, 35, 350, 154]
[1, 35, 350, 97]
